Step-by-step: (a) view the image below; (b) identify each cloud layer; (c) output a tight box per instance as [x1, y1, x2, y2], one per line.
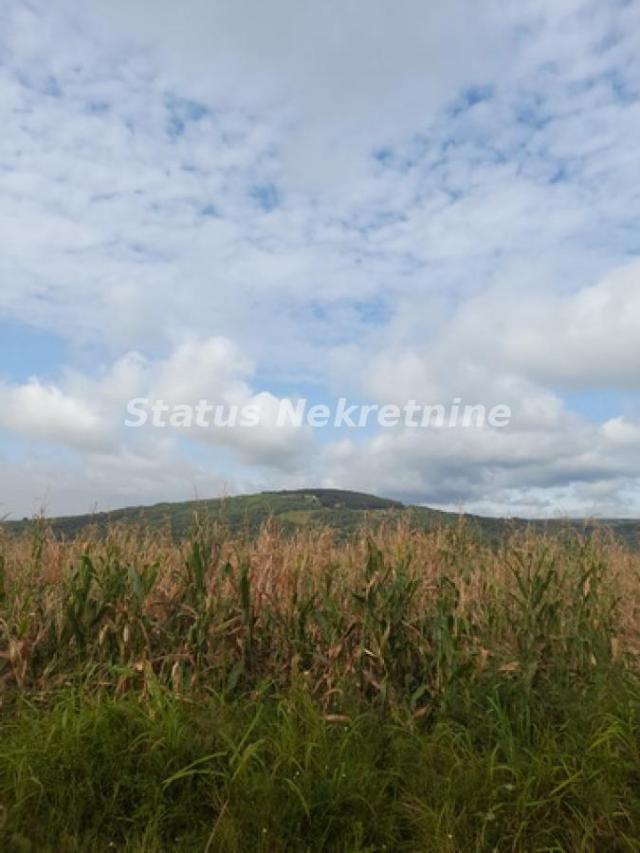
[1, 0, 639, 518]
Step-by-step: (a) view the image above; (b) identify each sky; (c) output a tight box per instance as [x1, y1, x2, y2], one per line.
[1, 0, 640, 520]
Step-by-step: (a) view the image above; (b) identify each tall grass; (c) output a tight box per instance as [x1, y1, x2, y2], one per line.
[1, 518, 640, 849]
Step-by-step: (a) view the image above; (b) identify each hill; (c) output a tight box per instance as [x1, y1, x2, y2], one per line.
[2, 487, 640, 547]
[1, 488, 438, 539]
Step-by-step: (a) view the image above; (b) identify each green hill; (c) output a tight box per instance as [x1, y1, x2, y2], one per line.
[3, 487, 640, 547]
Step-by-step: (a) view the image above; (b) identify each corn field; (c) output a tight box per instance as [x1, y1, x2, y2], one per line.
[1, 518, 640, 850]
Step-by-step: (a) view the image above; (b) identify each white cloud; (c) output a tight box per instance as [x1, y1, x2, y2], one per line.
[362, 259, 640, 426]
[0, 379, 110, 450]
[316, 413, 640, 518]
[0, 337, 311, 504]
[87, 0, 509, 188]
[445, 261, 640, 391]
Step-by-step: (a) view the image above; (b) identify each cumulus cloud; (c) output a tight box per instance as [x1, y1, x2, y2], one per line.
[0, 337, 311, 495]
[365, 260, 640, 416]
[316, 413, 640, 518]
[0, 379, 110, 451]
[452, 261, 640, 390]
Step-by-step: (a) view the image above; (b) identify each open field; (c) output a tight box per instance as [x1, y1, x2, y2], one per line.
[2, 517, 640, 850]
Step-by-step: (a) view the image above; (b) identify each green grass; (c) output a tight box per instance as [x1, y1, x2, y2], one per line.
[2, 675, 640, 851]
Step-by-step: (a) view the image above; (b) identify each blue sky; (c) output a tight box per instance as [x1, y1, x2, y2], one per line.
[1, 0, 640, 519]
[0, 319, 67, 382]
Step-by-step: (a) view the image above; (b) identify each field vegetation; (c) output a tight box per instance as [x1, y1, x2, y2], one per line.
[1, 515, 640, 850]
